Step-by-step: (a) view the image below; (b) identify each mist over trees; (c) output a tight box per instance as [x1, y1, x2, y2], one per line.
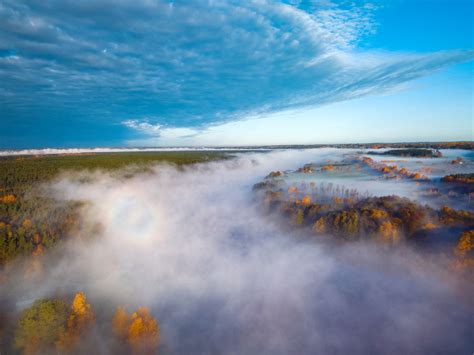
[1, 148, 473, 354]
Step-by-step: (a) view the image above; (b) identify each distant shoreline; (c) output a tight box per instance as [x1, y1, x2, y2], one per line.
[0, 141, 472, 157]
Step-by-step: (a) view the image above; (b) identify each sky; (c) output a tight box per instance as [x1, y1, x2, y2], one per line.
[0, 0, 472, 148]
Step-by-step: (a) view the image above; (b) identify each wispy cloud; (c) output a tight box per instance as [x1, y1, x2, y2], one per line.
[122, 119, 199, 140]
[122, 119, 162, 135]
[0, 0, 472, 142]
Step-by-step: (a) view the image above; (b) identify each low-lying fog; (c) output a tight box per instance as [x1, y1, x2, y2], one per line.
[3, 149, 473, 354]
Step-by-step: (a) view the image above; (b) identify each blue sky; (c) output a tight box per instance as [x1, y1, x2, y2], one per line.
[0, 0, 472, 148]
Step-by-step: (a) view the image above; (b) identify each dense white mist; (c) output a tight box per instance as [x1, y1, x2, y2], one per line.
[3, 149, 473, 354]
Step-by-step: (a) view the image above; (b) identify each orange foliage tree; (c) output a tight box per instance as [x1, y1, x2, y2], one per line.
[455, 230, 473, 257]
[112, 306, 160, 354]
[128, 307, 160, 354]
[56, 292, 95, 352]
[452, 230, 474, 273]
[0, 194, 16, 203]
[398, 167, 409, 176]
[301, 196, 311, 206]
[112, 306, 131, 340]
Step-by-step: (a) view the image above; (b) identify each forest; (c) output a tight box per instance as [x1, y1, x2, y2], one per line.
[0, 151, 227, 265]
[365, 148, 443, 158]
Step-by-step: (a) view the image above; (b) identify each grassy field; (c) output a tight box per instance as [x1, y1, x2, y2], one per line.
[0, 151, 230, 265]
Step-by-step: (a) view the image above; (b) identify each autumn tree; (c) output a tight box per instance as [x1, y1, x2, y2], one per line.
[370, 209, 389, 220]
[56, 292, 95, 353]
[0, 194, 16, 203]
[332, 210, 360, 237]
[14, 299, 69, 354]
[455, 230, 473, 257]
[112, 306, 160, 354]
[410, 172, 428, 180]
[452, 230, 474, 272]
[301, 196, 311, 206]
[291, 209, 304, 226]
[112, 306, 131, 339]
[313, 217, 327, 234]
[398, 167, 409, 176]
[128, 307, 160, 354]
[377, 220, 400, 244]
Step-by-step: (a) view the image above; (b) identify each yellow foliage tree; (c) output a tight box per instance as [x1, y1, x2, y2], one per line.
[370, 209, 389, 220]
[455, 230, 473, 257]
[313, 217, 327, 234]
[301, 196, 311, 206]
[381, 166, 392, 174]
[127, 307, 160, 354]
[399, 167, 409, 176]
[377, 220, 400, 244]
[452, 230, 474, 273]
[70, 292, 95, 328]
[291, 209, 304, 226]
[56, 292, 95, 353]
[111, 306, 160, 354]
[112, 306, 130, 340]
